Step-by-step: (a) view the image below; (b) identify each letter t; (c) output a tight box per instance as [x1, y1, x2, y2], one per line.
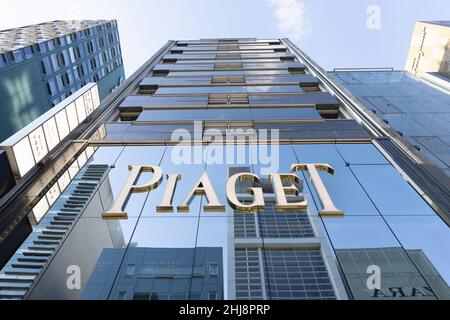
[291, 164, 344, 217]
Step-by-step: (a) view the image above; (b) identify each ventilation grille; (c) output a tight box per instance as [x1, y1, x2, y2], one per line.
[0, 164, 109, 300]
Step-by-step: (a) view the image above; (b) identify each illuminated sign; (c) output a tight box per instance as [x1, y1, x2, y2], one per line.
[102, 163, 344, 219]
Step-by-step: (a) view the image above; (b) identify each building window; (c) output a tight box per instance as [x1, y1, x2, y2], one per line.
[86, 41, 94, 54]
[46, 83, 52, 96]
[234, 214, 257, 238]
[68, 47, 76, 63]
[39, 42, 47, 53]
[24, 46, 34, 59]
[12, 50, 23, 63]
[47, 79, 58, 96]
[125, 264, 136, 276]
[207, 263, 219, 277]
[57, 53, 66, 67]
[0, 53, 7, 67]
[74, 46, 81, 60]
[264, 249, 336, 300]
[50, 53, 59, 71]
[40, 61, 47, 75]
[235, 249, 263, 300]
[48, 40, 55, 51]
[61, 72, 70, 87]
[118, 291, 127, 300]
[77, 65, 85, 77]
[132, 292, 150, 300]
[90, 58, 97, 71]
[208, 292, 218, 300]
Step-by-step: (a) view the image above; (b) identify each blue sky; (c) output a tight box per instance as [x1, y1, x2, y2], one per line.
[0, 0, 449, 77]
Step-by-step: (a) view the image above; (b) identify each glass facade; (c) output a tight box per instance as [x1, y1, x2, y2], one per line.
[0, 39, 449, 301]
[331, 70, 450, 177]
[0, 20, 125, 141]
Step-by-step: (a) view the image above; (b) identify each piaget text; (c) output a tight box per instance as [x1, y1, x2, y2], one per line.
[102, 163, 344, 219]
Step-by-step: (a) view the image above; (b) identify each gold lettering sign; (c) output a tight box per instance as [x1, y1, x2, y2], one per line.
[177, 172, 225, 212]
[291, 163, 344, 217]
[270, 174, 308, 212]
[102, 163, 344, 219]
[102, 165, 163, 219]
[156, 174, 181, 213]
[226, 173, 265, 213]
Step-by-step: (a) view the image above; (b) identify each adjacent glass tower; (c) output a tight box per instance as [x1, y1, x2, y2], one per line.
[0, 38, 449, 300]
[0, 20, 125, 141]
[330, 70, 450, 177]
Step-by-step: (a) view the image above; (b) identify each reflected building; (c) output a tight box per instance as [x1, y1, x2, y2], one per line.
[0, 38, 449, 301]
[0, 20, 125, 141]
[330, 21, 450, 181]
[231, 167, 337, 300]
[0, 164, 122, 300]
[329, 70, 450, 178]
[83, 247, 223, 300]
[336, 247, 450, 300]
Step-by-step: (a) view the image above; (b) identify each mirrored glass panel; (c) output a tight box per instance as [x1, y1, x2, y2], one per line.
[323, 216, 437, 300]
[385, 216, 450, 299]
[137, 108, 321, 122]
[351, 165, 436, 216]
[107, 217, 199, 300]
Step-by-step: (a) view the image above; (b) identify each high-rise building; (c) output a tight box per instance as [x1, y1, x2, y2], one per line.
[405, 21, 450, 76]
[0, 38, 449, 300]
[329, 70, 450, 177]
[0, 83, 103, 265]
[81, 247, 224, 301]
[0, 20, 125, 141]
[336, 247, 449, 300]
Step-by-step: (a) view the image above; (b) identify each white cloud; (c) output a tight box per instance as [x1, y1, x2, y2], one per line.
[268, 0, 312, 41]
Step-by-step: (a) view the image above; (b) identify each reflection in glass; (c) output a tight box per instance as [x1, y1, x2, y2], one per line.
[29, 217, 139, 299]
[385, 216, 450, 299]
[351, 165, 436, 216]
[138, 108, 321, 122]
[323, 216, 399, 249]
[324, 216, 440, 300]
[107, 217, 207, 300]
